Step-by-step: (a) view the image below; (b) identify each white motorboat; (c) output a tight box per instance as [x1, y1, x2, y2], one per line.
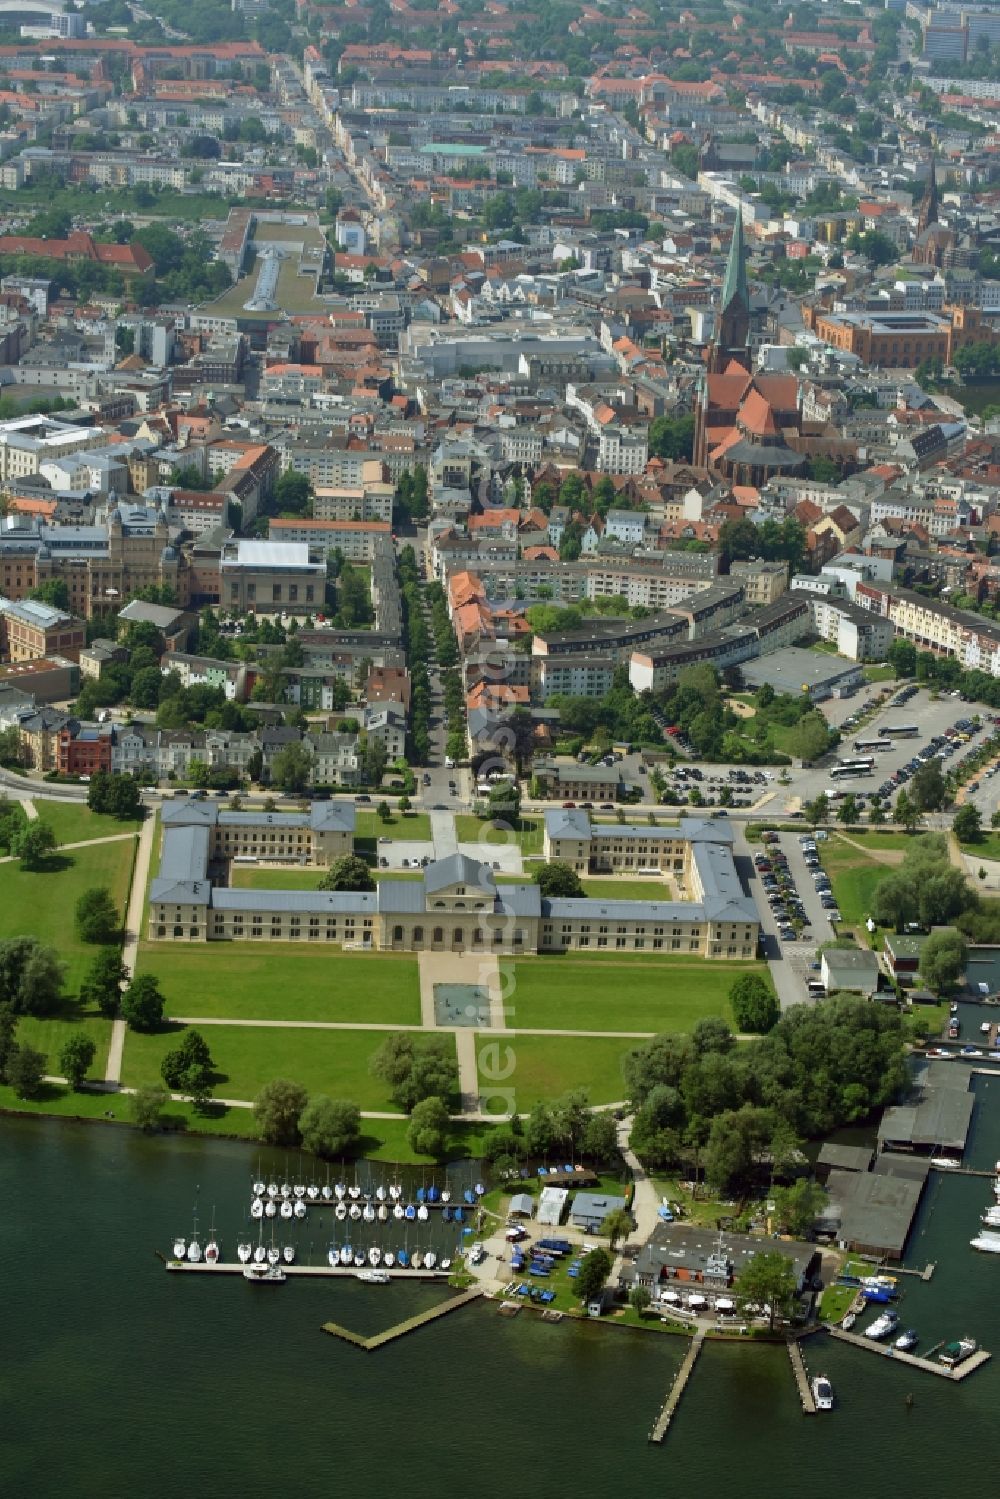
[368, 1247, 381, 1267]
[266, 1182, 279, 1199]
[283, 1246, 295, 1265]
[930, 1156, 960, 1168]
[811, 1375, 833, 1411]
[981, 1207, 1000, 1225]
[335, 1182, 346, 1200]
[293, 1184, 306, 1200]
[417, 1204, 429, 1222]
[280, 1182, 292, 1200]
[440, 1258, 451, 1272]
[244, 1263, 285, 1283]
[393, 1203, 404, 1220]
[970, 1230, 1000, 1253]
[378, 1203, 388, 1222]
[172, 1238, 186, 1260]
[894, 1329, 918, 1351]
[294, 1200, 307, 1220]
[267, 1246, 280, 1267]
[252, 1180, 265, 1197]
[424, 1250, 437, 1270]
[251, 1197, 264, 1219]
[280, 1200, 293, 1219]
[254, 1245, 267, 1264]
[265, 1199, 277, 1218]
[237, 1243, 252, 1264]
[865, 1311, 898, 1340]
[356, 1269, 390, 1284]
[841, 1312, 857, 1331]
[363, 1202, 376, 1223]
[307, 1185, 320, 1202]
[384, 1252, 395, 1268]
[335, 1202, 347, 1221]
[328, 1248, 340, 1267]
[188, 1238, 202, 1264]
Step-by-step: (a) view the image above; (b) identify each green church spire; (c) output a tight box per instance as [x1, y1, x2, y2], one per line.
[721, 202, 749, 315]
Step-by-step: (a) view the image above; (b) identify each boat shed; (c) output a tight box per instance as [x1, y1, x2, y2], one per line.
[877, 1065, 973, 1157]
[816, 1142, 874, 1176]
[537, 1186, 569, 1227]
[508, 1192, 534, 1219]
[821, 1166, 924, 1260]
[569, 1192, 628, 1234]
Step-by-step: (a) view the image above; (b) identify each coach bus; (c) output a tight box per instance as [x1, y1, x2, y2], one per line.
[854, 737, 893, 753]
[880, 724, 919, 739]
[830, 758, 875, 779]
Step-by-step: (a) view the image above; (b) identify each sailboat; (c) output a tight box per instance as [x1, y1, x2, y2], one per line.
[265, 1198, 277, 1218]
[463, 1188, 475, 1205]
[427, 1185, 440, 1205]
[363, 1201, 376, 1223]
[267, 1245, 280, 1267]
[266, 1182, 279, 1200]
[335, 1202, 347, 1222]
[306, 1184, 320, 1202]
[328, 1246, 340, 1267]
[441, 1187, 451, 1204]
[283, 1245, 295, 1265]
[412, 1251, 424, 1270]
[378, 1202, 388, 1222]
[424, 1249, 437, 1270]
[252, 1179, 265, 1198]
[388, 1183, 401, 1202]
[453, 1206, 464, 1224]
[293, 1183, 306, 1200]
[393, 1203, 404, 1220]
[335, 1181, 346, 1201]
[375, 1184, 387, 1203]
[440, 1258, 452, 1272]
[172, 1237, 187, 1260]
[405, 1203, 416, 1221]
[398, 1249, 410, 1269]
[443, 1206, 452, 1224]
[417, 1203, 429, 1222]
[348, 1181, 361, 1201]
[384, 1251, 395, 1268]
[280, 1200, 294, 1219]
[188, 1212, 203, 1263]
[237, 1243, 252, 1264]
[350, 1202, 362, 1221]
[353, 1251, 365, 1268]
[474, 1182, 485, 1197]
[251, 1197, 264, 1220]
[254, 1245, 267, 1265]
[294, 1199, 307, 1220]
[417, 1186, 426, 1204]
[369, 1246, 382, 1268]
[205, 1206, 220, 1265]
[321, 1183, 333, 1202]
[340, 1246, 353, 1266]
[280, 1182, 292, 1200]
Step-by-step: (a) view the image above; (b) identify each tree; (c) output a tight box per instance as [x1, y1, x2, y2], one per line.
[911, 759, 946, 813]
[75, 886, 120, 944]
[299, 1096, 361, 1157]
[121, 973, 165, 1032]
[88, 771, 142, 820]
[319, 854, 375, 892]
[920, 929, 967, 993]
[377, 799, 391, 824]
[575, 1246, 613, 1304]
[14, 822, 57, 871]
[371, 1033, 457, 1112]
[734, 1250, 798, 1332]
[406, 1095, 450, 1156]
[273, 471, 312, 516]
[729, 973, 780, 1034]
[954, 804, 983, 843]
[629, 1284, 652, 1318]
[8, 1043, 46, 1100]
[894, 789, 921, 832]
[581, 1110, 618, 1162]
[705, 1105, 774, 1195]
[602, 1207, 633, 1250]
[253, 1077, 309, 1145]
[770, 1178, 826, 1237]
[0, 937, 63, 1016]
[786, 713, 830, 764]
[838, 794, 859, 827]
[80, 947, 127, 1018]
[533, 861, 585, 898]
[130, 1084, 169, 1131]
[887, 639, 916, 678]
[161, 1029, 213, 1090]
[271, 741, 313, 794]
[804, 794, 829, 828]
[59, 1033, 96, 1089]
[0, 1001, 18, 1083]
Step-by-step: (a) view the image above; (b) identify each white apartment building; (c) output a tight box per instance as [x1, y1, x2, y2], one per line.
[597, 425, 648, 475]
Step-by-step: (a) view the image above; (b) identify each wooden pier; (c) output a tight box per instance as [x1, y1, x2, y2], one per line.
[788, 1339, 816, 1413]
[649, 1330, 705, 1443]
[166, 1260, 446, 1281]
[321, 1286, 483, 1351]
[826, 1326, 991, 1381]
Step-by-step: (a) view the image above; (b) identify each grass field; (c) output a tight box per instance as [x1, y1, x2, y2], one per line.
[0, 837, 136, 992]
[832, 831, 912, 852]
[121, 1023, 448, 1111]
[33, 803, 143, 845]
[230, 867, 327, 890]
[479, 1033, 626, 1111]
[957, 833, 1000, 861]
[137, 944, 422, 1025]
[454, 814, 544, 855]
[17, 1014, 112, 1080]
[506, 958, 765, 1032]
[356, 811, 431, 842]
[823, 842, 888, 926]
[580, 878, 672, 900]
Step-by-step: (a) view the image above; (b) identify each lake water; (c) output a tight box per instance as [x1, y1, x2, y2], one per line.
[3, 1092, 1000, 1498]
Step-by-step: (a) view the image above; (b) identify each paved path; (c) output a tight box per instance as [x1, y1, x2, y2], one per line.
[429, 809, 458, 861]
[106, 814, 156, 1085]
[610, 1112, 660, 1284]
[167, 1015, 669, 1039]
[22, 798, 37, 822]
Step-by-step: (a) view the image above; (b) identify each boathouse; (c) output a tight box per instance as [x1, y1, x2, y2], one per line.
[877, 1062, 973, 1158]
[617, 1224, 819, 1297]
[819, 1156, 928, 1260]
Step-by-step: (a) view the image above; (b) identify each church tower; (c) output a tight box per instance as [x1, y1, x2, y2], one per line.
[707, 204, 751, 374]
[917, 151, 938, 238]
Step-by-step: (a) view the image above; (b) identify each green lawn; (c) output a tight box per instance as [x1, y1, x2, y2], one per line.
[121, 1023, 447, 1111]
[505, 958, 766, 1032]
[479, 1033, 626, 1112]
[17, 1014, 111, 1080]
[0, 837, 136, 993]
[581, 878, 673, 900]
[957, 833, 1000, 861]
[832, 831, 912, 852]
[33, 802, 143, 845]
[454, 814, 543, 854]
[823, 844, 888, 926]
[355, 811, 431, 842]
[137, 944, 422, 1025]
[863, 665, 896, 683]
[231, 867, 327, 890]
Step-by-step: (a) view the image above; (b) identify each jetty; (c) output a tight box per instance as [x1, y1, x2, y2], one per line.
[166, 1260, 446, 1281]
[649, 1330, 705, 1443]
[322, 1286, 483, 1351]
[788, 1340, 816, 1413]
[827, 1326, 991, 1380]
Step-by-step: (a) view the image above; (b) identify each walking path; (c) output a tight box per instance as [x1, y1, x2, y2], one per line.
[167, 1015, 669, 1040]
[22, 798, 37, 822]
[830, 830, 904, 866]
[106, 814, 156, 1086]
[610, 1112, 659, 1285]
[429, 809, 459, 861]
[0, 830, 138, 866]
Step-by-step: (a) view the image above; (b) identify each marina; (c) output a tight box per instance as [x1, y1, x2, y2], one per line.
[826, 1326, 991, 1381]
[165, 1260, 450, 1281]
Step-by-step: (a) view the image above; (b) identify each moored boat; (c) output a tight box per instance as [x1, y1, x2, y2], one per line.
[243, 1263, 285, 1283]
[294, 1199, 307, 1220]
[368, 1247, 382, 1267]
[237, 1243, 252, 1264]
[412, 1251, 423, 1270]
[172, 1238, 186, 1260]
[970, 1230, 1000, 1253]
[417, 1204, 429, 1222]
[865, 1311, 898, 1340]
[267, 1246, 280, 1267]
[424, 1250, 437, 1269]
[340, 1246, 353, 1266]
[254, 1245, 267, 1264]
[328, 1247, 340, 1267]
[335, 1202, 347, 1221]
[188, 1237, 202, 1264]
[384, 1251, 395, 1268]
[265, 1199, 277, 1218]
[357, 1269, 390, 1284]
[280, 1200, 293, 1219]
[939, 1337, 977, 1367]
[251, 1197, 264, 1219]
[894, 1329, 918, 1352]
[283, 1246, 295, 1265]
[398, 1249, 410, 1268]
[811, 1375, 833, 1411]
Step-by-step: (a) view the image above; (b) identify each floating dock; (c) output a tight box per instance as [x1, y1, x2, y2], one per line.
[788, 1340, 816, 1413]
[321, 1286, 483, 1351]
[166, 1260, 447, 1281]
[827, 1326, 991, 1380]
[649, 1330, 705, 1443]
